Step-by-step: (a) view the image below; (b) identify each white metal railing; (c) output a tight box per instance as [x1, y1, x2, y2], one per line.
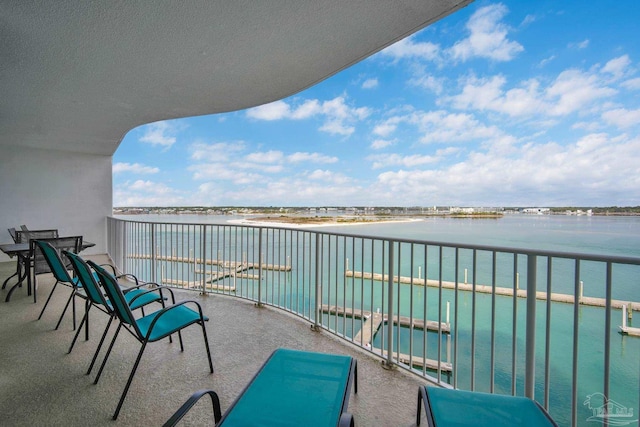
[107, 217, 640, 427]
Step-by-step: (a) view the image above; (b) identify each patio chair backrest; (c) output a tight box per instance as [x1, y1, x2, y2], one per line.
[63, 251, 108, 307]
[88, 261, 138, 330]
[8, 228, 19, 243]
[32, 237, 81, 278]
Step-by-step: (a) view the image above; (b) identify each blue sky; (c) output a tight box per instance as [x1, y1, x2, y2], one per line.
[113, 1, 640, 208]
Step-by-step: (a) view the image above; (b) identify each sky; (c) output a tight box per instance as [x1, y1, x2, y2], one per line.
[113, 1, 640, 208]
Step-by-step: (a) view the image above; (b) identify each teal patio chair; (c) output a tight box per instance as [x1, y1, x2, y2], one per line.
[416, 386, 558, 427]
[32, 237, 83, 329]
[63, 251, 166, 373]
[88, 260, 214, 420]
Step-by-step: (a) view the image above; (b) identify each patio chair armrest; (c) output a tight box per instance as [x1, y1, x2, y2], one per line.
[97, 263, 116, 274]
[339, 412, 354, 427]
[145, 299, 207, 340]
[162, 389, 222, 427]
[116, 273, 141, 287]
[121, 280, 161, 292]
[126, 285, 175, 306]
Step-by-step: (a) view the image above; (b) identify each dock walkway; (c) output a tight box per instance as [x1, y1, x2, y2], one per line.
[346, 271, 640, 312]
[320, 305, 452, 372]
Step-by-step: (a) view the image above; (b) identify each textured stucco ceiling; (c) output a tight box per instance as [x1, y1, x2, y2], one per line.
[0, 0, 472, 155]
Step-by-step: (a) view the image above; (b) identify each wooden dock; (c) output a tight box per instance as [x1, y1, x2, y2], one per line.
[379, 350, 452, 373]
[345, 270, 640, 312]
[321, 305, 450, 334]
[320, 305, 452, 372]
[128, 254, 291, 272]
[161, 278, 235, 292]
[619, 325, 640, 337]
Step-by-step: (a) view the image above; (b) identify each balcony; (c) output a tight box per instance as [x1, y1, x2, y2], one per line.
[2, 216, 639, 426]
[0, 255, 425, 426]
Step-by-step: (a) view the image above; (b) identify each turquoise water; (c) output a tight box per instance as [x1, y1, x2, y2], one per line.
[115, 213, 640, 426]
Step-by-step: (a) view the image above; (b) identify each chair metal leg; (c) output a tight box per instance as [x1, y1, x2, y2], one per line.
[54, 290, 75, 330]
[178, 331, 184, 351]
[94, 323, 122, 384]
[112, 341, 148, 420]
[72, 292, 77, 329]
[37, 281, 60, 320]
[68, 302, 90, 353]
[87, 316, 114, 375]
[416, 387, 423, 426]
[85, 302, 90, 341]
[200, 322, 214, 373]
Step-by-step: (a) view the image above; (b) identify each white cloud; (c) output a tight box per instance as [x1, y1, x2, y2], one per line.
[409, 74, 444, 94]
[601, 55, 631, 79]
[244, 150, 284, 164]
[370, 139, 396, 150]
[195, 176, 363, 206]
[139, 121, 179, 148]
[449, 4, 523, 62]
[373, 116, 404, 137]
[113, 180, 186, 206]
[246, 96, 370, 137]
[569, 39, 590, 49]
[112, 162, 159, 174]
[368, 153, 439, 169]
[291, 100, 322, 119]
[448, 67, 617, 117]
[546, 69, 617, 116]
[246, 100, 291, 120]
[411, 110, 505, 144]
[190, 141, 245, 162]
[449, 75, 545, 116]
[307, 169, 351, 184]
[539, 55, 556, 67]
[362, 78, 379, 89]
[287, 152, 338, 163]
[370, 133, 640, 206]
[602, 108, 640, 129]
[621, 77, 640, 90]
[381, 36, 440, 61]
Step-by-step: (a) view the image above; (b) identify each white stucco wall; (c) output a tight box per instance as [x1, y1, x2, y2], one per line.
[0, 145, 112, 261]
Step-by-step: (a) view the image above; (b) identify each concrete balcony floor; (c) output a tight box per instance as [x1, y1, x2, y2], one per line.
[0, 256, 428, 426]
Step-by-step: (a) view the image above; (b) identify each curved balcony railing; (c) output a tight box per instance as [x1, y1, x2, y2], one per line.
[107, 216, 640, 427]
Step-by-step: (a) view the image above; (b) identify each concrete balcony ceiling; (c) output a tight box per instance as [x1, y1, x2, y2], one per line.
[0, 0, 472, 156]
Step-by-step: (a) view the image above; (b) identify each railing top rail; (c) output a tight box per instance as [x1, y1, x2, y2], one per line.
[108, 216, 640, 266]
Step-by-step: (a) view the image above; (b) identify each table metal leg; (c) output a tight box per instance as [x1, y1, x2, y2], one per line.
[5, 260, 28, 302]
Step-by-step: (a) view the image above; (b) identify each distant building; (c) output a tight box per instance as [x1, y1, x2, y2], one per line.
[521, 208, 550, 214]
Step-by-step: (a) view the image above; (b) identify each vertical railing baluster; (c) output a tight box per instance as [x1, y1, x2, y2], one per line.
[257, 227, 263, 307]
[200, 224, 207, 293]
[604, 262, 612, 406]
[512, 254, 518, 395]
[471, 249, 477, 390]
[545, 257, 552, 410]
[490, 251, 497, 393]
[424, 245, 430, 378]
[571, 260, 581, 427]
[525, 254, 537, 399]
[453, 247, 459, 389]
[396, 242, 402, 368]
[313, 233, 321, 330]
[384, 239, 395, 368]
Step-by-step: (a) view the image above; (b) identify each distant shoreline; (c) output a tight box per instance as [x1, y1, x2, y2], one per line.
[227, 215, 424, 228]
[227, 213, 510, 228]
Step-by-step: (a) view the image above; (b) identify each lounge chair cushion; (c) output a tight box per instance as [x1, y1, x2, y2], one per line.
[221, 348, 353, 426]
